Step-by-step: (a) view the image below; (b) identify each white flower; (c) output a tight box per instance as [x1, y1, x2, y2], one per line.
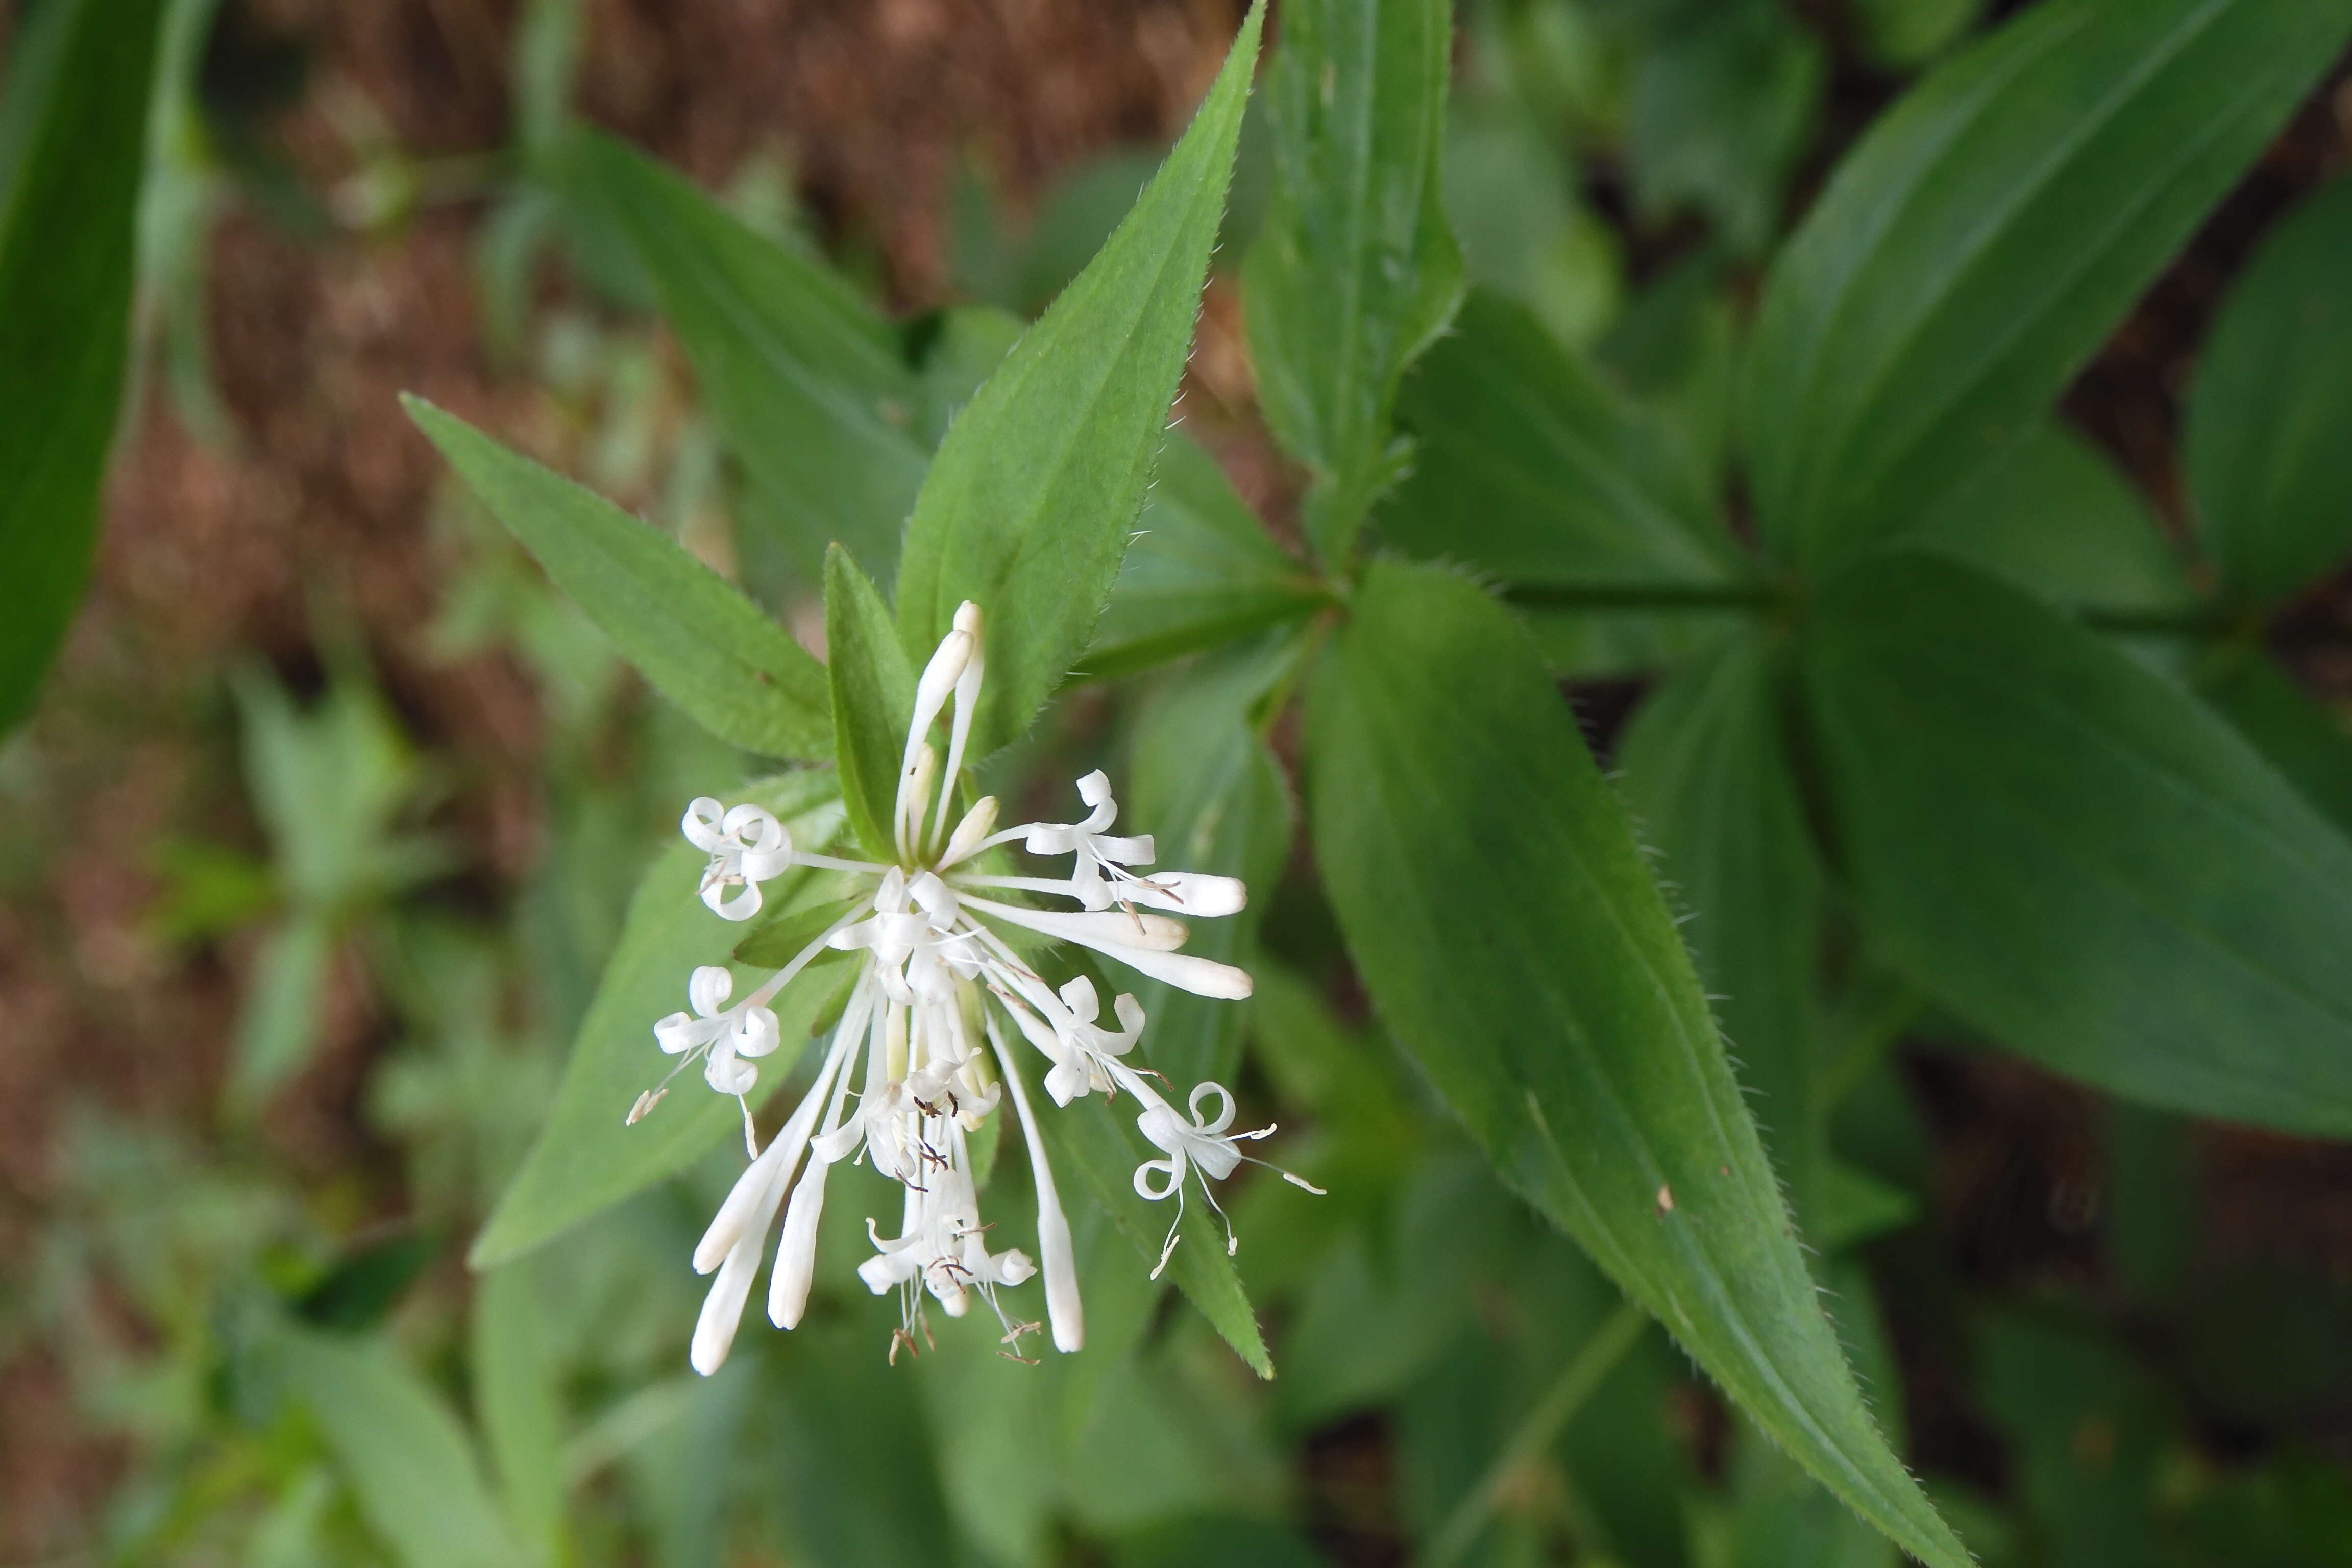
[1026, 975, 1144, 1106]
[653, 966, 781, 1099]
[1133, 1081, 1324, 1277]
[629, 602, 1318, 1373]
[1016, 771, 1155, 909]
[957, 771, 1250, 918]
[682, 798, 794, 920]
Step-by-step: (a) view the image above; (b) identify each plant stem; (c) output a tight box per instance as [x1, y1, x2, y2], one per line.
[1418, 1298, 1649, 1568]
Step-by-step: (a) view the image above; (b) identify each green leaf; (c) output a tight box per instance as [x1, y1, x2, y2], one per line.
[1902, 421, 2188, 613]
[1123, 637, 1297, 1088]
[1113, 1516, 1334, 1568]
[1720, 1262, 1905, 1568]
[291, 1232, 440, 1334]
[1596, 249, 1738, 492]
[1518, 604, 1748, 684]
[1386, 290, 1734, 589]
[732, 893, 869, 970]
[1742, 0, 2352, 568]
[1977, 1316, 2169, 1568]
[1625, 1, 1826, 257]
[1850, 0, 1987, 69]
[470, 1264, 566, 1563]
[2197, 646, 2352, 836]
[228, 912, 336, 1111]
[1816, 1162, 1921, 1254]
[405, 397, 831, 761]
[1083, 433, 1324, 682]
[267, 1323, 519, 1568]
[760, 1321, 962, 1564]
[579, 132, 926, 583]
[230, 662, 441, 911]
[470, 774, 847, 1267]
[906, 304, 1026, 448]
[1306, 559, 1965, 1567]
[1442, 110, 1624, 353]
[950, 150, 1167, 320]
[1616, 633, 1827, 1229]
[1244, 0, 1464, 564]
[1803, 552, 2352, 1137]
[824, 545, 917, 860]
[896, 6, 1265, 758]
[0, 0, 166, 734]
[2185, 174, 2352, 607]
[1040, 1082, 1273, 1378]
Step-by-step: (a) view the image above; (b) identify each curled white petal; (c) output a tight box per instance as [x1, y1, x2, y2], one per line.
[689, 966, 733, 1015]
[682, 797, 730, 852]
[687, 802, 794, 921]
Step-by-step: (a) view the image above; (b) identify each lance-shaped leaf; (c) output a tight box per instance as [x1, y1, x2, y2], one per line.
[1624, 0, 1826, 258]
[1245, 0, 1463, 566]
[470, 1265, 565, 1564]
[1617, 633, 1827, 1229]
[1037, 1076, 1274, 1378]
[1743, 0, 2352, 568]
[824, 545, 917, 861]
[1083, 433, 1325, 681]
[1123, 636, 1297, 1089]
[266, 1324, 520, 1568]
[1307, 559, 1967, 1567]
[1386, 289, 1735, 589]
[2186, 175, 2352, 607]
[0, 0, 167, 733]
[471, 774, 846, 1267]
[407, 398, 831, 761]
[1902, 420, 2187, 614]
[2197, 646, 2352, 837]
[1804, 552, 2352, 1137]
[579, 132, 927, 582]
[896, 5, 1264, 758]
[760, 1317, 962, 1564]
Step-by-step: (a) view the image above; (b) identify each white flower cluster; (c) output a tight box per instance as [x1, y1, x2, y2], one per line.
[634, 603, 1318, 1373]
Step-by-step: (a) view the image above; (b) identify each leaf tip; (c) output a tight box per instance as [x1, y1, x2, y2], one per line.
[463, 1221, 513, 1273]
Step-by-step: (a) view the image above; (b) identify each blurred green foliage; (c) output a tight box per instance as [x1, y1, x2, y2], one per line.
[7, 1, 2352, 1565]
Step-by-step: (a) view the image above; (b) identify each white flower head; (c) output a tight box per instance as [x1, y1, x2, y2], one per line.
[630, 602, 1318, 1373]
[1133, 1081, 1325, 1277]
[1038, 975, 1145, 1106]
[653, 966, 781, 1098]
[683, 798, 793, 920]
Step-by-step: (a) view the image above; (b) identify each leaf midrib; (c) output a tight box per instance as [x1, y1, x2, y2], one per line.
[1340, 588, 1955, 1552]
[1787, 0, 2237, 535]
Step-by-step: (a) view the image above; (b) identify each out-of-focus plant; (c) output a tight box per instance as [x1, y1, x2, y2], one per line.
[0, 0, 169, 734]
[14, 0, 2352, 1563]
[213, 657, 452, 1110]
